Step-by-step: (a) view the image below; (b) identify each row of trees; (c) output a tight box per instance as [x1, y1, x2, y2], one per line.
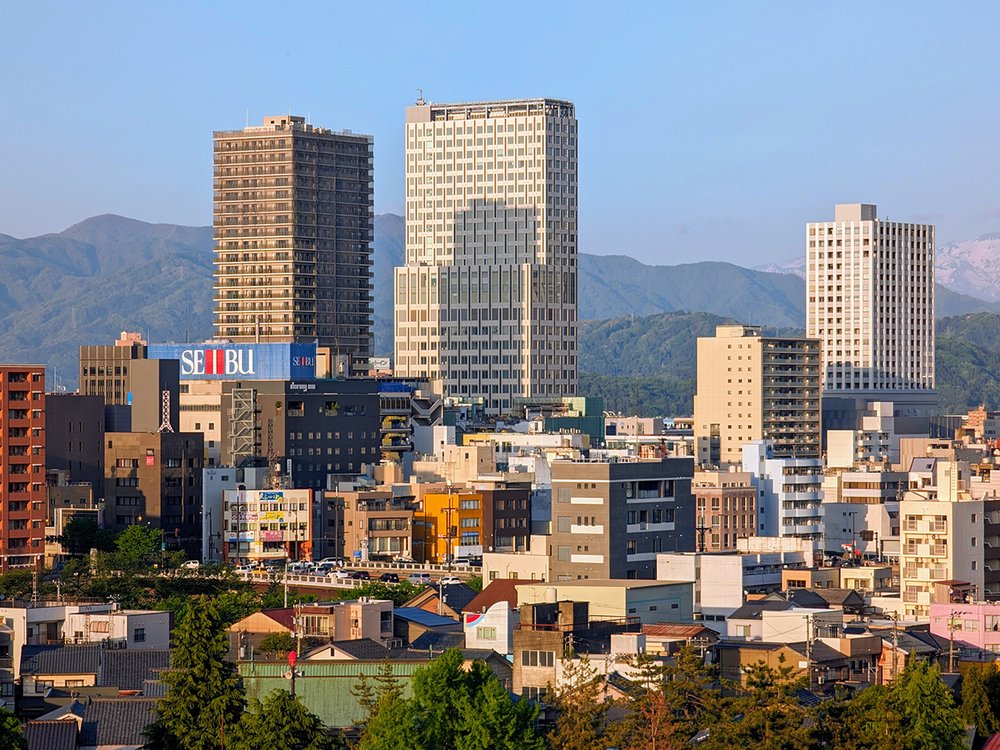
[135, 594, 997, 750]
[542, 648, 974, 750]
[145, 596, 334, 750]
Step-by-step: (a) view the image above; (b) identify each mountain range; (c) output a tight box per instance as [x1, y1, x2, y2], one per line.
[2, 213, 998, 409]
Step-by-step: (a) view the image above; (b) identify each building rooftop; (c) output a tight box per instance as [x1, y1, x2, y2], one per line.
[79, 698, 158, 747]
[393, 608, 463, 629]
[100, 649, 171, 691]
[522, 579, 690, 589]
[21, 644, 101, 676]
[23, 719, 77, 750]
[463, 579, 529, 614]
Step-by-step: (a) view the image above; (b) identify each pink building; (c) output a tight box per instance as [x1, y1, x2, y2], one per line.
[930, 602, 1000, 654]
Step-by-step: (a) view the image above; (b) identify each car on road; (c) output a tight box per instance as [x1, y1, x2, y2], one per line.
[351, 570, 371, 580]
[318, 557, 344, 567]
[378, 573, 400, 583]
[393, 555, 416, 564]
[331, 569, 353, 579]
[407, 572, 433, 585]
[439, 576, 462, 586]
[180, 560, 200, 570]
[451, 557, 472, 567]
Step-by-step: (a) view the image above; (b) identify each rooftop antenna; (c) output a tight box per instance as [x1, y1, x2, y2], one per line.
[416, 88, 426, 106]
[157, 390, 175, 433]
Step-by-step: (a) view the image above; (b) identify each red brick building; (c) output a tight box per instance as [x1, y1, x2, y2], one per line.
[1, 366, 46, 569]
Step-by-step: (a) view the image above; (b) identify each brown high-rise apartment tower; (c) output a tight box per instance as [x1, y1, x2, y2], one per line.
[213, 115, 374, 364]
[0, 365, 46, 569]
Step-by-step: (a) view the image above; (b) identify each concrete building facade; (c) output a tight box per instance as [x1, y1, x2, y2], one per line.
[0, 366, 46, 569]
[807, 204, 937, 431]
[213, 115, 374, 364]
[394, 98, 578, 414]
[549, 457, 695, 580]
[694, 325, 821, 467]
[743, 441, 824, 549]
[692, 470, 757, 551]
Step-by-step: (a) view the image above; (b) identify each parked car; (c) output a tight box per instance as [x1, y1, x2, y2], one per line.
[180, 560, 200, 570]
[451, 557, 471, 567]
[331, 569, 353, 580]
[378, 572, 400, 583]
[351, 570, 371, 580]
[407, 572, 433, 585]
[439, 576, 461, 586]
[318, 557, 344, 567]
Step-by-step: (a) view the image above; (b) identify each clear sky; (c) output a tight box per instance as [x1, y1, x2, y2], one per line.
[2, 1, 998, 265]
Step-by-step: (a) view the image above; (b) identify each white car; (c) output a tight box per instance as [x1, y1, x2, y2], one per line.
[439, 576, 461, 586]
[331, 569, 352, 580]
[407, 572, 432, 585]
[180, 560, 200, 570]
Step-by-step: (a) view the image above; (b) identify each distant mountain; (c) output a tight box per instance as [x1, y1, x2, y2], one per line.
[4, 212, 999, 397]
[580, 310, 1000, 415]
[937, 233, 1000, 302]
[577, 255, 807, 327]
[759, 232, 1000, 303]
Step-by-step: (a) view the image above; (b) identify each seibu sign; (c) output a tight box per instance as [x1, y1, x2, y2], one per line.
[148, 342, 317, 381]
[180, 348, 255, 377]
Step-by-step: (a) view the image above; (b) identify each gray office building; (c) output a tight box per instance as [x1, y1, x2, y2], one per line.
[549, 458, 696, 580]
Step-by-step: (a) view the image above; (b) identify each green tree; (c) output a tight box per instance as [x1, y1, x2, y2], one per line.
[114, 524, 162, 572]
[358, 649, 544, 750]
[352, 661, 403, 730]
[60, 515, 116, 555]
[0, 570, 34, 599]
[547, 657, 610, 750]
[465, 575, 483, 593]
[456, 674, 544, 750]
[962, 662, 1000, 738]
[259, 632, 296, 658]
[230, 690, 334, 750]
[0, 707, 26, 750]
[812, 684, 904, 750]
[895, 659, 966, 750]
[699, 659, 811, 750]
[147, 596, 245, 750]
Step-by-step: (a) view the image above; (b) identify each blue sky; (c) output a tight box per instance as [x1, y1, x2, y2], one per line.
[2, 1, 998, 265]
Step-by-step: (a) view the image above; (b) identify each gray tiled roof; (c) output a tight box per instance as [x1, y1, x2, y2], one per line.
[79, 698, 158, 747]
[99, 649, 171, 691]
[21, 644, 101, 676]
[328, 639, 392, 660]
[142, 679, 168, 698]
[23, 720, 77, 750]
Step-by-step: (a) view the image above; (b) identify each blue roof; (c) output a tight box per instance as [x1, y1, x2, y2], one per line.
[393, 608, 460, 628]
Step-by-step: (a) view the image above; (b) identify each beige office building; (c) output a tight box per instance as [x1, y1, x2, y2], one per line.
[807, 204, 936, 430]
[694, 325, 821, 467]
[394, 98, 578, 415]
[213, 115, 373, 365]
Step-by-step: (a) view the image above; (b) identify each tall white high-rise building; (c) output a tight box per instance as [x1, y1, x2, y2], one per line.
[394, 98, 578, 415]
[806, 204, 936, 431]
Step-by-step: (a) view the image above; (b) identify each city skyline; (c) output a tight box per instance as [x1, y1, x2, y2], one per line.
[3, 2, 1000, 268]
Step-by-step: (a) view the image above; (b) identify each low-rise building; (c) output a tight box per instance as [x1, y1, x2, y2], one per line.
[222, 488, 312, 564]
[657, 548, 809, 631]
[692, 470, 756, 552]
[517, 579, 693, 625]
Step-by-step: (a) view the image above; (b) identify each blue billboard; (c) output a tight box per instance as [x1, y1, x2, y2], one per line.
[147, 342, 317, 381]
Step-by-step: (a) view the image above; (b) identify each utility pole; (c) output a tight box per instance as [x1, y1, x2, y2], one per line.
[891, 611, 899, 683]
[949, 610, 959, 673]
[804, 613, 813, 689]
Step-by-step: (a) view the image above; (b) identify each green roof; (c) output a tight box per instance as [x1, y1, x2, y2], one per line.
[238, 661, 422, 729]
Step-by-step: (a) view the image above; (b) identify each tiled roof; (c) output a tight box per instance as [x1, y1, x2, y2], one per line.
[728, 600, 796, 620]
[411, 631, 466, 651]
[23, 720, 77, 750]
[642, 624, 717, 639]
[982, 733, 1000, 750]
[100, 649, 171, 691]
[785, 641, 847, 665]
[784, 590, 830, 609]
[394, 607, 463, 629]
[21, 644, 101, 676]
[259, 608, 296, 630]
[328, 639, 392, 660]
[436, 583, 479, 613]
[79, 698, 158, 747]
[142, 679, 168, 698]
[462, 579, 526, 614]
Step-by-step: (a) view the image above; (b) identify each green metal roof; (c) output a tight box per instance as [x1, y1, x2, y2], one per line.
[238, 661, 422, 729]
